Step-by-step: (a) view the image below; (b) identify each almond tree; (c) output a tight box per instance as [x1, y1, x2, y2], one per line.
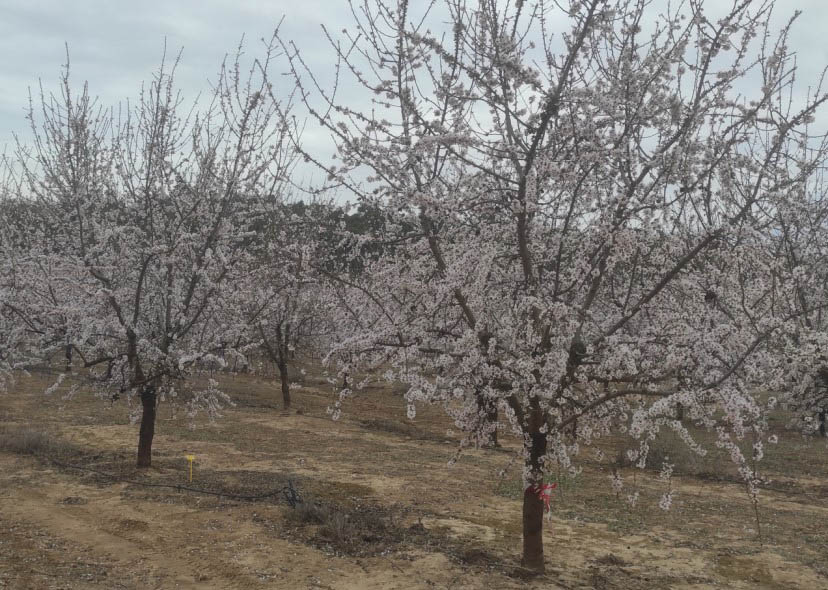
[234, 200, 334, 411]
[282, 0, 828, 570]
[4, 41, 296, 467]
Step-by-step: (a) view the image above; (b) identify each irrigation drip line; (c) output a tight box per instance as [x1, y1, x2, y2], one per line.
[43, 457, 303, 507]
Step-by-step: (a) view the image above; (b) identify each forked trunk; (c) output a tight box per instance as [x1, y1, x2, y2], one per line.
[136, 385, 157, 468]
[522, 409, 548, 572]
[277, 358, 291, 410]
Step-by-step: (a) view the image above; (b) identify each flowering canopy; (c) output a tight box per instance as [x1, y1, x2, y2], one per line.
[281, 0, 828, 569]
[1, 41, 297, 465]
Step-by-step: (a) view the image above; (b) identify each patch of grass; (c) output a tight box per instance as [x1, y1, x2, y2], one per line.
[304, 479, 375, 503]
[493, 470, 580, 501]
[492, 476, 523, 500]
[715, 555, 775, 585]
[610, 427, 730, 479]
[453, 547, 497, 566]
[643, 433, 707, 475]
[595, 553, 628, 566]
[358, 417, 448, 442]
[113, 467, 304, 503]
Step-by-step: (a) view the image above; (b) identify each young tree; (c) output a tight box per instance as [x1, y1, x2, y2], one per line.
[282, 0, 828, 570]
[4, 41, 296, 467]
[236, 200, 334, 411]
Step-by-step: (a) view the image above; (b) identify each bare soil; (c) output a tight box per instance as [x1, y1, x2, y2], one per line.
[1, 367, 827, 589]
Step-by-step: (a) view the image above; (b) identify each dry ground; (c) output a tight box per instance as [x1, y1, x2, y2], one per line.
[1, 366, 827, 589]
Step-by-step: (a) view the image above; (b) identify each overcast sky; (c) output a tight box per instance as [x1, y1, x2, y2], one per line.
[0, 1, 355, 150]
[2, 0, 828, 165]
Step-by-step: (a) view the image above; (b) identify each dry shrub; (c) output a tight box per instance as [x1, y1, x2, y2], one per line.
[0, 426, 54, 455]
[285, 498, 398, 556]
[0, 425, 77, 457]
[288, 501, 332, 525]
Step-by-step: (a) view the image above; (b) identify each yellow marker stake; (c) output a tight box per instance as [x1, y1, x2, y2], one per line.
[185, 455, 195, 482]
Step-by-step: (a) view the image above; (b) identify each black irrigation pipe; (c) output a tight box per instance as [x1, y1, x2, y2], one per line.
[42, 456, 303, 507]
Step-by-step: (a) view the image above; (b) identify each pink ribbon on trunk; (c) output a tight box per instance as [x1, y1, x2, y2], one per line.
[526, 482, 557, 513]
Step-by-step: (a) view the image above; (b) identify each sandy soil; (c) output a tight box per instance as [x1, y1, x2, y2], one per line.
[1, 371, 827, 589]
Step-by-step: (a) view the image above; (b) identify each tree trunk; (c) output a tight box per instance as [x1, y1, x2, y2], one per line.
[819, 410, 826, 437]
[475, 391, 499, 447]
[487, 401, 499, 447]
[522, 477, 546, 572]
[136, 385, 157, 468]
[277, 358, 291, 410]
[522, 408, 548, 572]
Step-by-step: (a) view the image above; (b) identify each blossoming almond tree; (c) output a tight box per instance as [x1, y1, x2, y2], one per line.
[3, 41, 296, 467]
[281, 0, 828, 570]
[232, 200, 335, 411]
